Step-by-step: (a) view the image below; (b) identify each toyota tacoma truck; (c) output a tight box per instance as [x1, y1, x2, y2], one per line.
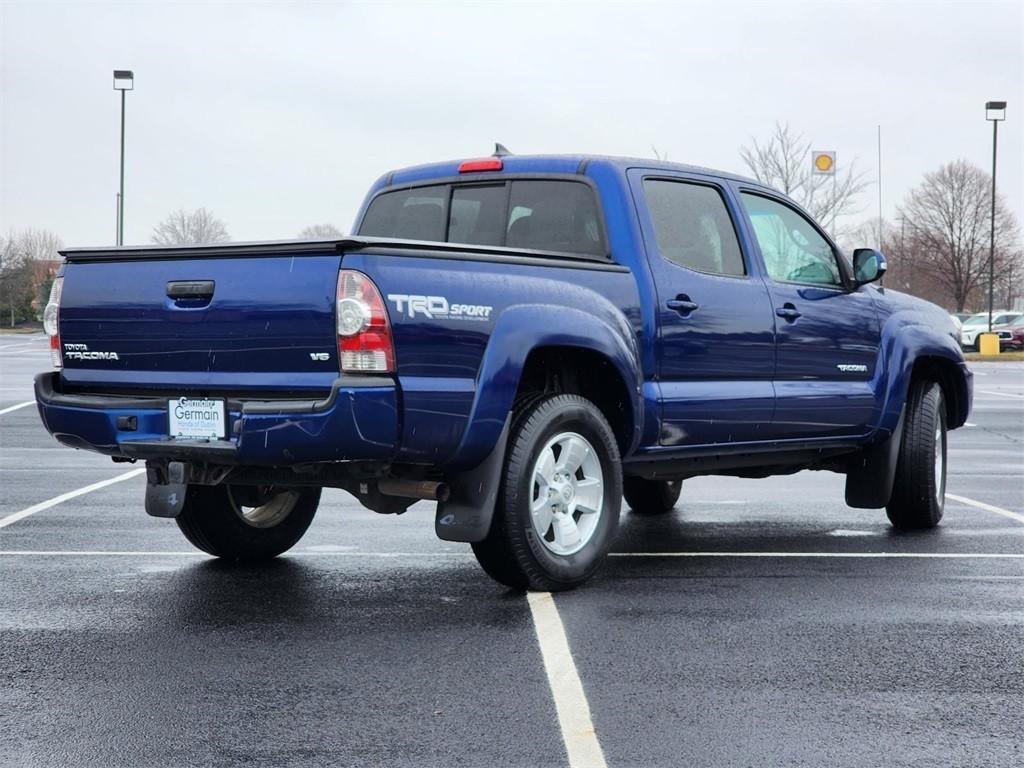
[35, 152, 972, 590]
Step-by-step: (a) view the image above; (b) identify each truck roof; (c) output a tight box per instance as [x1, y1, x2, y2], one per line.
[381, 153, 764, 189]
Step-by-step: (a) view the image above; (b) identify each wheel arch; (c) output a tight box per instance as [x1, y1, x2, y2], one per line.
[876, 320, 971, 433]
[445, 304, 643, 471]
[514, 345, 636, 456]
[910, 355, 970, 429]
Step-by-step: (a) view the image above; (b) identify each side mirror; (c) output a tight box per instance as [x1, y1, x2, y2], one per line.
[852, 248, 887, 285]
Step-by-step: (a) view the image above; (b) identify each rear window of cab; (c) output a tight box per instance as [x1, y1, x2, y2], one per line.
[358, 179, 605, 257]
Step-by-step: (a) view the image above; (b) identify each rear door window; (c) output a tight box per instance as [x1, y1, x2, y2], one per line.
[359, 179, 604, 257]
[642, 179, 746, 276]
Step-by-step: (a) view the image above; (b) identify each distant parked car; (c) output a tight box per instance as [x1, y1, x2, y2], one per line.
[949, 314, 963, 332]
[960, 311, 1023, 350]
[999, 323, 1024, 352]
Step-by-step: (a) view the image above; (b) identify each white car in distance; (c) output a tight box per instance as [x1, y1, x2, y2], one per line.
[960, 311, 1023, 350]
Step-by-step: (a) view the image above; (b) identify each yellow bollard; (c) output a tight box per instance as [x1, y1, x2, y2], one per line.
[978, 332, 1001, 355]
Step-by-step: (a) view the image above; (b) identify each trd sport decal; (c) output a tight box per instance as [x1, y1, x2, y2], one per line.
[387, 294, 493, 321]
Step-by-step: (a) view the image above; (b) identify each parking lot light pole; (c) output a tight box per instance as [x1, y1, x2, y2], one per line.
[985, 101, 1006, 332]
[113, 70, 134, 246]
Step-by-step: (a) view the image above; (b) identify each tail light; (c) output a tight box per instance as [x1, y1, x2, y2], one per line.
[336, 270, 394, 373]
[43, 277, 63, 369]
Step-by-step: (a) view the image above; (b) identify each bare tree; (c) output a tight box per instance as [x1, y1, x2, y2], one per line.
[152, 208, 231, 245]
[0, 234, 36, 326]
[996, 249, 1024, 310]
[0, 229, 64, 326]
[898, 160, 1020, 312]
[740, 123, 870, 233]
[298, 224, 342, 239]
[16, 228, 63, 261]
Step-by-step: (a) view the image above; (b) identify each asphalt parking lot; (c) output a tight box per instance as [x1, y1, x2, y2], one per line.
[2, 332, 1022, 768]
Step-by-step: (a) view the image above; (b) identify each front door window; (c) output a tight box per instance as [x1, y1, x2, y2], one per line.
[740, 193, 843, 287]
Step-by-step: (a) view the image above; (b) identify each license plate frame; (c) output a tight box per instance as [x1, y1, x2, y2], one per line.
[168, 397, 226, 440]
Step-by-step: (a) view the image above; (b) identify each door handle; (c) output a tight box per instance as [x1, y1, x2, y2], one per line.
[775, 303, 801, 321]
[167, 280, 215, 300]
[667, 295, 699, 315]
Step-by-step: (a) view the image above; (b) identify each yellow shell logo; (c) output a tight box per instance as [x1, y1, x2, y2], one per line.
[814, 154, 834, 172]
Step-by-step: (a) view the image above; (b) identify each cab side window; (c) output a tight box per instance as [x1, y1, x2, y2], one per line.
[643, 179, 746, 276]
[740, 193, 843, 287]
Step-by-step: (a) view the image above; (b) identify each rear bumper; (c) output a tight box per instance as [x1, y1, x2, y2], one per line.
[34, 373, 398, 465]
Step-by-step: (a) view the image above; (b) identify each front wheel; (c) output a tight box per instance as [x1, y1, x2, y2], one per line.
[886, 381, 946, 530]
[472, 394, 622, 591]
[175, 484, 320, 560]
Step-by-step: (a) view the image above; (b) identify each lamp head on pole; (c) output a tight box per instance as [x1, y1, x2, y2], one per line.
[985, 101, 1006, 122]
[113, 70, 134, 91]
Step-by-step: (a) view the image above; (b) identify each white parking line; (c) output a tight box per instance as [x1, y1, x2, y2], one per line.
[0, 549, 1023, 559]
[978, 390, 1024, 399]
[0, 342, 43, 351]
[0, 550, 472, 557]
[527, 592, 607, 768]
[947, 494, 1024, 525]
[0, 550, 209, 556]
[609, 551, 1024, 558]
[0, 400, 35, 416]
[0, 468, 146, 529]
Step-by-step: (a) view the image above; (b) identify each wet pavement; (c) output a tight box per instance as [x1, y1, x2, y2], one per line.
[2, 333, 1022, 767]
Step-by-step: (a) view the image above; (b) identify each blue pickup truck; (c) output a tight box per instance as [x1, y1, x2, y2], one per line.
[36, 152, 972, 590]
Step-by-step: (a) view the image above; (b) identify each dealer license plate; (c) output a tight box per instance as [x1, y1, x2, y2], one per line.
[168, 397, 225, 439]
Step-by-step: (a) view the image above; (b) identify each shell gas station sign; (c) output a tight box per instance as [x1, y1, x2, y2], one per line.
[812, 151, 836, 175]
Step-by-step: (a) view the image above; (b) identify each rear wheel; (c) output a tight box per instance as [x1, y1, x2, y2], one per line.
[886, 381, 946, 530]
[471, 394, 622, 591]
[623, 477, 682, 516]
[175, 484, 320, 560]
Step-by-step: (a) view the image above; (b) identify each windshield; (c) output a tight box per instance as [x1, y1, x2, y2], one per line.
[963, 313, 991, 326]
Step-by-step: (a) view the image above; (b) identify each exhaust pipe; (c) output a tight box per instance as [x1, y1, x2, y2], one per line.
[377, 479, 451, 503]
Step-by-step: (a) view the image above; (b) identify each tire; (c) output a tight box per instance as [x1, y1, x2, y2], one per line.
[624, 477, 682, 516]
[886, 381, 946, 530]
[471, 394, 622, 591]
[175, 484, 320, 560]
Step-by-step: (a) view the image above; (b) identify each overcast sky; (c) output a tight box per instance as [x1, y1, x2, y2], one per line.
[2, 0, 1021, 249]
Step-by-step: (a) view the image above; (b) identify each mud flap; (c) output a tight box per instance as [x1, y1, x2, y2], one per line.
[145, 482, 188, 518]
[434, 416, 510, 542]
[845, 406, 905, 509]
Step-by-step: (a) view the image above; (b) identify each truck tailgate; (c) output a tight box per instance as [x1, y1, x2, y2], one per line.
[58, 252, 341, 393]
